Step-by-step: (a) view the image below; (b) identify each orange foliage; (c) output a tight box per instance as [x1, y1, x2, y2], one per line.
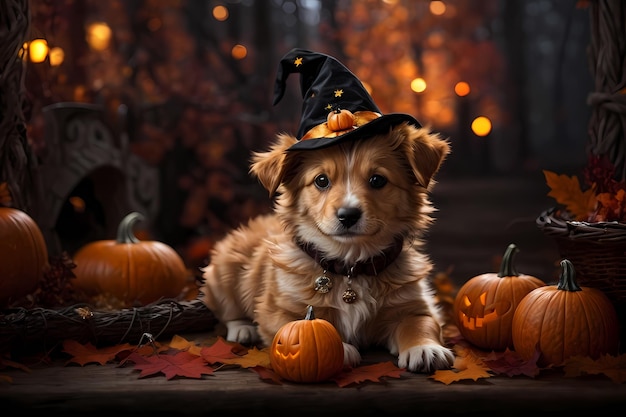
[543, 170, 597, 221]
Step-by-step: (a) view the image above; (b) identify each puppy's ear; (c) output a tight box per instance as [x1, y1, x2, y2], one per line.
[405, 126, 451, 189]
[250, 133, 298, 196]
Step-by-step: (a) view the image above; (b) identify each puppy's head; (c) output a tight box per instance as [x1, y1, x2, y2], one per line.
[250, 123, 450, 261]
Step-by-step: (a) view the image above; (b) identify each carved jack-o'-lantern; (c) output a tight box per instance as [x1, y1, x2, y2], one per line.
[453, 244, 546, 351]
[269, 305, 344, 383]
[458, 291, 513, 330]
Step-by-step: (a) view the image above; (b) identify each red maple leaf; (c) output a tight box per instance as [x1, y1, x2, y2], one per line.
[126, 351, 214, 380]
[200, 337, 246, 365]
[250, 365, 283, 384]
[483, 348, 541, 377]
[62, 340, 134, 366]
[331, 361, 406, 387]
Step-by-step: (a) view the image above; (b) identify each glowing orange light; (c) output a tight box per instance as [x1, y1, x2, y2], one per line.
[231, 44, 247, 60]
[430, 1, 446, 16]
[455, 81, 470, 97]
[410, 78, 427, 93]
[29, 39, 48, 63]
[472, 116, 492, 137]
[213, 5, 229, 21]
[86, 22, 112, 51]
[49, 47, 64, 66]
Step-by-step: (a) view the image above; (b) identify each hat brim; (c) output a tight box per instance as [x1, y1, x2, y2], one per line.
[287, 113, 421, 151]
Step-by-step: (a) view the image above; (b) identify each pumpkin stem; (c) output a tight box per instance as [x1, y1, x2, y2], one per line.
[497, 243, 519, 277]
[557, 259, 582, 292]
[305, 305, 315, 320]
[116, 212, 145, 244]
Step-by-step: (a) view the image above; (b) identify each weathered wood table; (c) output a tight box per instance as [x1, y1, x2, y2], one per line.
[2, 340, 625, 417]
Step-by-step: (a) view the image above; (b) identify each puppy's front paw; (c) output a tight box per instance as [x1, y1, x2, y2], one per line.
[343, 342, 361, 368]
[398, 344, 454, 374]
[225, 320, 259, 345]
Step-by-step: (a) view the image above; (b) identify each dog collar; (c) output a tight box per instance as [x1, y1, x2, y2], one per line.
[296, 235, 404, 277]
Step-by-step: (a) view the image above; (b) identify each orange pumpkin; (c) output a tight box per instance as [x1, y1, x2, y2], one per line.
[269, 305, 344, 383]
[512, 259, 620, 367]
[72, 212, 189, 306]
[0, 207, 49, 306]
[453, 243, 546, 351]
[326, 108, 355, 132]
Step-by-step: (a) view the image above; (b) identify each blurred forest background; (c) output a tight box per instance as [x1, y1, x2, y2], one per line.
[17, 0, 593, 271]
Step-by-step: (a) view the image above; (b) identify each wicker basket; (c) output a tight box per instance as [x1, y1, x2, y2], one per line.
[537, 208, 626, 303]
[537, 208, 626, 350]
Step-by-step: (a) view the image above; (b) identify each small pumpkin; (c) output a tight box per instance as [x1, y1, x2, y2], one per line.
[269, 305, 344, 383]
[512, 259, 620, 367]
[0, 207, 49, 306]
[326, 108, 355, 132]
[72, 212, 189, 306]
[453, 243, 546, 351]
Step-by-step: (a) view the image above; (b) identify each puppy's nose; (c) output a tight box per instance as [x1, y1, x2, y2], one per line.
[337, 207, 362, 229]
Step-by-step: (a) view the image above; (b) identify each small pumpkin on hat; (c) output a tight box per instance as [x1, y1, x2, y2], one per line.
[273, 48, 422, 151]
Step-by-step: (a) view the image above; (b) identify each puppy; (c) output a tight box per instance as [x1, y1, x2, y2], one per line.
[200, 122, 455, 373]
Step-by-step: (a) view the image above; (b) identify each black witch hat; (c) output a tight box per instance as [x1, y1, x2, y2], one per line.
[274, 48, 421, 151]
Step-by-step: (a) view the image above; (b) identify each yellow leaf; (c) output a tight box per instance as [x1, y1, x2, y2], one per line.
[543, 170, 596, 220]
[168, 335, 202, 356]
[429, 345, 492, 384]
[563, 354, 626, 384]
[220, 346, 271, 369]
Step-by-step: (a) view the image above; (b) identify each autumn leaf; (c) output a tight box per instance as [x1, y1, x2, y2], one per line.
[331, 361, 405, 387]
[200, 337, 248, 365]
[562, 354, 626, 384]
[62, 340, 134, 366]
[429, 345, 492, 384]
[0, 356, 31, 383]
[0, 356, 31, 373]
[483, 348, 541, 377]
[220, 346, 271, 369]
[250, 365, 283, 384]
[543, 170, 596, 220]
[169, 334, 204, 356]
[126, 351, 214, 380]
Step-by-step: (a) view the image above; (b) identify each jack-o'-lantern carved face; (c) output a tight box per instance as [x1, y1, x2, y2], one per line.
[273, 330, 303, 360]
[269, 306, 345, 383]
[457, 291, 512, 330]
[452, 244, 547, 351]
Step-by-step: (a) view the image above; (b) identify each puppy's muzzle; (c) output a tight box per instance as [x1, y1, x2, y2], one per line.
[337, 207, 362, 229]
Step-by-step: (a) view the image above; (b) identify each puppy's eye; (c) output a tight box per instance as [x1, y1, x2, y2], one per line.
[369, 174, 387, 189]
[314, 174, 331, 190]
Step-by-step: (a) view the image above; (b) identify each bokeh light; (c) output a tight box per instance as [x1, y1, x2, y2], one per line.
[454, 81, 470, 97]
[429, 1, 446, 16]
[49, 47, 65, 66]
[471, 116, 492, 136]
[29, 39, 48, 63]
[231, 44, 247, 60]
[86, 22, 112, 51]
[410, 77, 427, 93]
[213, 5, 229, 21]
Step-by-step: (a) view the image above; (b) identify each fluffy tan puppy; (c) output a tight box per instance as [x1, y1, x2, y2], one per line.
[200, 122, 455, 373]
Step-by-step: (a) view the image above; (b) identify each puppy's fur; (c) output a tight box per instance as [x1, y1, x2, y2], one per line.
[200, 123, 454, 373]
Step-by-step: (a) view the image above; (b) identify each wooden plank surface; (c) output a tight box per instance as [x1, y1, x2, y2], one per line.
[2, 345, 625, 416]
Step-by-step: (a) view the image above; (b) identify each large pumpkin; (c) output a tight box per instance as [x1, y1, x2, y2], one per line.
[453, 243, 546, 351]
[512, 259, 620, 367]
[0, 207, 49, 306]
[269, 305, 344, 383]
[72, 212, 189, 306]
